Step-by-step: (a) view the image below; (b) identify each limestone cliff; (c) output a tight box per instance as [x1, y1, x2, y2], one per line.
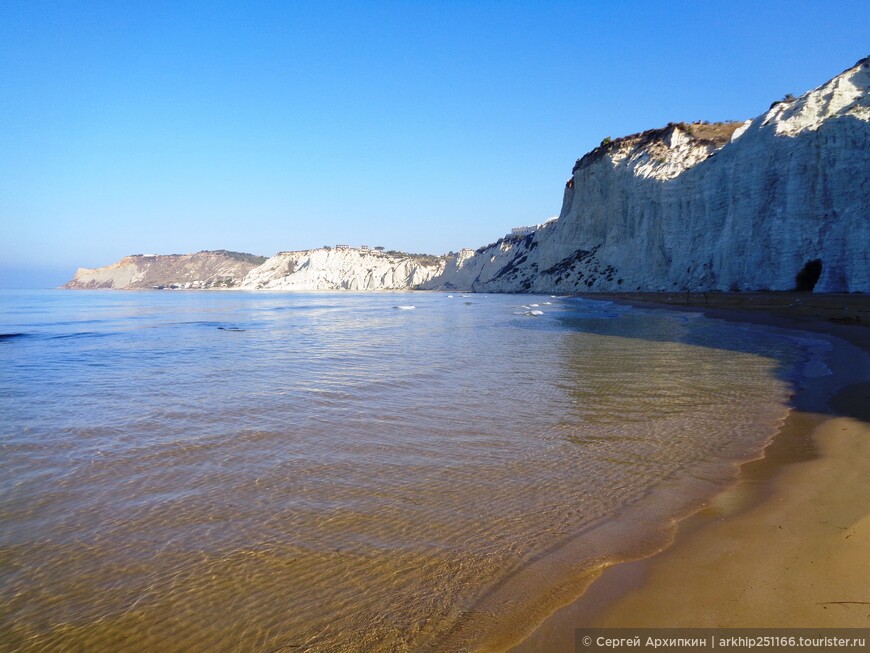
[63, 250, 266, 289]
[424, 56, 870, 293]
[64, 248, 446, 291]
[239, 248, 445, 290]
[65, 57, 868, 295]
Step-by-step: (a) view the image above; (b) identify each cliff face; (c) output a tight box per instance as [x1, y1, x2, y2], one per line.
[63, 251, 266, 289]
[65, 58, 867, 295]
[64, 248, 445, 291]
[425, 57, 870, 293]
[239, 248, 445, 290]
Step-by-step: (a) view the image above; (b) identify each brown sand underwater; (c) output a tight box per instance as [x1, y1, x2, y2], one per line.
[515, 292, 870, 650]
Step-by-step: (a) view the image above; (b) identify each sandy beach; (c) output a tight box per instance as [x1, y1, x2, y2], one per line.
[512, 292, 870, 651]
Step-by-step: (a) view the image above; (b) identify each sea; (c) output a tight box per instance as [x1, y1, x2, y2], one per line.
[0, 289, 819, 651]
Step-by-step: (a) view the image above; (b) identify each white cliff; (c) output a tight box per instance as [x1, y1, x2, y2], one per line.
[425, 56, 870, 293]
[64, 250, 266, 289]
[65, 58, 868, 295]
[240, 248, 445, 290]
[65, 247, 446, 291]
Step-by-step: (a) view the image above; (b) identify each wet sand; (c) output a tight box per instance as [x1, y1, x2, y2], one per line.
[512, 292, 870, 651]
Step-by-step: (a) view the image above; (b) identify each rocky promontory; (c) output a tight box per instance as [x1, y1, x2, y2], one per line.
[424, 56, 869, 294]
[63, 250, 267, 289]
[64, 247, 446, 291]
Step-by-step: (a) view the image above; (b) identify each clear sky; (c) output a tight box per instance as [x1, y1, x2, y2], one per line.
[1, 0, 868, 287]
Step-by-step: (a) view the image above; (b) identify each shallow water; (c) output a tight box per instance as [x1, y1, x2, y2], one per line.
[0, 290, 807, 651]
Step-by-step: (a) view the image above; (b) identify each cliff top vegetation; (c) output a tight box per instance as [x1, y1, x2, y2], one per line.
[574, 121, 742, 172]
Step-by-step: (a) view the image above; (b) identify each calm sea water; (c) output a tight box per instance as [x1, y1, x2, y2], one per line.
[0, 290, 811, 651]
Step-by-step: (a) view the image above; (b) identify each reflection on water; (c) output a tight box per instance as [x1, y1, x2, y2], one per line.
[0, 291, 804, 651]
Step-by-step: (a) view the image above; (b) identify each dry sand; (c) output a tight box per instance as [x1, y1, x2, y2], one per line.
[511, 292, 870, 651]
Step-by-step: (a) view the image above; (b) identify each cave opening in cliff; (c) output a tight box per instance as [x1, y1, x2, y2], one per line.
[795, 259, 823, 291]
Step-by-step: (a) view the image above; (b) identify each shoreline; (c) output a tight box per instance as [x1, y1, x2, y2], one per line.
[511, 292, 870, 651]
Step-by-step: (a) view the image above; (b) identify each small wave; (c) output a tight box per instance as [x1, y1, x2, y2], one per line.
[0, 333, 28, 341]
[217, 326, 246, 332]
[28, 319, 106, 327]
[529, 310, 544, 316]
[802, 359, 832, 378]
[447, 295, 454, 298]
[394, 305, 416, 310]
[784, 334, 833, 351]
[773, 333, 834, 380]
[50, 332, 111, 340]
[175, 320, 226, 328]
[264, 304, 334, 312]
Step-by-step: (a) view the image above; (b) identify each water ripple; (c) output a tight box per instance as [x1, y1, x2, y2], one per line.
[0, 290, 804, 652]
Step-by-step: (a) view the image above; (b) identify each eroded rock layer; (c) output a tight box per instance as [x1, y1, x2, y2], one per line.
[425, 57, 870, 293]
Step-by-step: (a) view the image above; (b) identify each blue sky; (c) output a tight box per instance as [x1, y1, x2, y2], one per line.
[1, 1, 868, 287]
